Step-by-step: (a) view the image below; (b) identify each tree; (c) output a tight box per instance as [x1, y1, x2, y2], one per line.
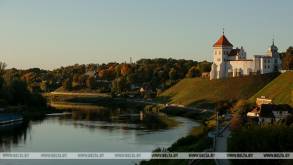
[169, 68, 177, 80]
[186, 66, 201, 78]
[0, 62, 7, 76]
[3, 69, 20, 85]
[111, 77, 127, 93]
[78, 74, 88, 87]
[282, 47, 293, 70]
[86, 76, 97, 89]
[198, 61, 211, 73]
[62, 78, 72, 91]
[230, 113, 243, 130]
[9, 79, 30, 105]
[40, 80, 48, 92]
[98, 69, 108, 80]
[120, 64, 131, 76]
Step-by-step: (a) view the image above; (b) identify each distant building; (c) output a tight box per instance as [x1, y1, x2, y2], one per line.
[256, 96, 272, 106]
[201, 72, 210, 79]
[210, 33, 281, 80]
[247, 96, 292, 124]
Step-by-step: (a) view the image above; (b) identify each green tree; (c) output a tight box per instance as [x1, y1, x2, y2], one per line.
[111, 77, 127, 93]
[40, 80, 48, 92]
[62, 78, 72, 91]
[0, 62, 7, 76]
[185, 66, 201, 78]
[9, 79, 30, 105]
[198, 61, 211, 73]
[169, 68, 177, 80]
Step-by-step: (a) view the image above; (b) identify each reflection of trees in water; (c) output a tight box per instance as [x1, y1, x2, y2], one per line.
[60, 108, 141, 122]
[58, 108, 144, 131]
[0, 121, 30, 151]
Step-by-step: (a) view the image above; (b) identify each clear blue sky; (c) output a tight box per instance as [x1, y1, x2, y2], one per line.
[0, 0, 292, 70]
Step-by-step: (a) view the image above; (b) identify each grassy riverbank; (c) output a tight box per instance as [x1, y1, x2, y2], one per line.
[158, 73, 278, 107]
[142, 112, 178, 129]
[140, 124, 214, 165]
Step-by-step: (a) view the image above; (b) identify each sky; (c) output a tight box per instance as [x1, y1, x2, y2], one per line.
[0, 0, 292, 70]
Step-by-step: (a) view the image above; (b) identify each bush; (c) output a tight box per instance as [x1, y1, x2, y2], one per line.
[228, 125, 293, 165]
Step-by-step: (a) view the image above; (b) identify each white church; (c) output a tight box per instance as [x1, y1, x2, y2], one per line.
[209, 33, 281, 80]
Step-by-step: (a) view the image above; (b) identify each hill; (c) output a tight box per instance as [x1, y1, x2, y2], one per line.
[158, 73, 279, 107]
[249, 72, 293, 106]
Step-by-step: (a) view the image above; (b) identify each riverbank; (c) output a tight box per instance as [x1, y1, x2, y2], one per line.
[139, 124, 214, 165]
[1, 104, 60, 121]
[47, 93, 214, 122]
[45, 91, 216, 165]
[0, 115, 199, 165]
[47, 97, 213, 130]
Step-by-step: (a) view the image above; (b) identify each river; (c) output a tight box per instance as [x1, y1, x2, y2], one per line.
[0, 108, 199, 165]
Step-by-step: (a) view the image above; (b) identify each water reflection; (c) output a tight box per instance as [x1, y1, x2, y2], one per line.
[0, 121, 30, 151]
[0, 108, 148, 151]
[60, 108, 143, 124]
[0, 107, 198, 165]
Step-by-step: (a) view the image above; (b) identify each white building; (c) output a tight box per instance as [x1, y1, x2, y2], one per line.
[247, 97, 292, 124]
[210, 33, 281, 80]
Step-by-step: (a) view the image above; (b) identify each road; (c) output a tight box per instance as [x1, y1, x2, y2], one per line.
[215, 125, 231, 165]
[47, 91, 110, 97]
[126, 98, 214, 113]
[47, 92, 212, 112]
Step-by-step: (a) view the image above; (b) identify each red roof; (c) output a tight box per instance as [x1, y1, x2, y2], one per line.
[213, 35, 233, 47]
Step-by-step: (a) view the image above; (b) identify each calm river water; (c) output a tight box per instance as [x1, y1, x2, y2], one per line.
[0, 108, 199, 165]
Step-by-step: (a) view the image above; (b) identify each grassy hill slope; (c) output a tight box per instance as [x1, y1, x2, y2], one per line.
[249, 72, 293, 106]
[158, 73, 279, 107]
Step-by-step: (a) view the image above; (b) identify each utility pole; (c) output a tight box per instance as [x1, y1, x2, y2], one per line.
[216, 111, 219, 136]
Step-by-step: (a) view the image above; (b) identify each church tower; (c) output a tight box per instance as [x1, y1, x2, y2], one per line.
[210, 32, 233, 79]
[267, 40, 281, 71]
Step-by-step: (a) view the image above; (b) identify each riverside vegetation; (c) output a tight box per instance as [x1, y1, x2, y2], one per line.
[0, 50, 292, 165]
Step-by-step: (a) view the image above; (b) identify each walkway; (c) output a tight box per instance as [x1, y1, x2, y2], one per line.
[215, 125, 231, 165]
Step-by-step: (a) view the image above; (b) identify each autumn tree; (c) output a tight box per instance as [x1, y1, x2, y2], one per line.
[230, 113, 243, 131]
[282, 46, 293, 70]
[86, 76, 97, 89]
[120, 64, 132, 76]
